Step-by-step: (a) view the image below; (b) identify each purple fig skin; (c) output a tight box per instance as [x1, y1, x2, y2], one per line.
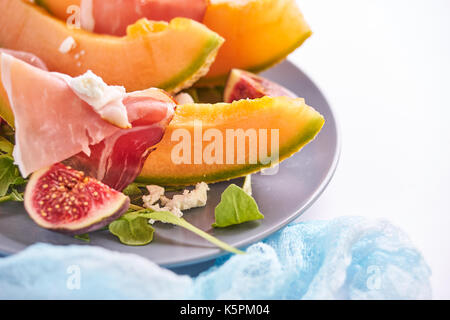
[24, 164, 131, 236]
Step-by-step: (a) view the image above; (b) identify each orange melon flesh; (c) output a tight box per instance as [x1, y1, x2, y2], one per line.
[198, 0, 312, 86]
[0, 0, 223, 93]
[138, 96, 324, 186]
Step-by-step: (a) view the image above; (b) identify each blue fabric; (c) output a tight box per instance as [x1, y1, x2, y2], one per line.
[0, 216, 431, 299]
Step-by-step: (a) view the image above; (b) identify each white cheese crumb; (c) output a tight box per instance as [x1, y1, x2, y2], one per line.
[58, 36, 77, 54]
[174, 92, 194, 105]
[161, 182, 210, 211]
[68, 70, 130, 128]
[142, 182, 210, 222]
[142, 185, 165, 206]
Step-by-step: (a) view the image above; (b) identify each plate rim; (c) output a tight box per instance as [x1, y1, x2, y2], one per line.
[0, 60, 342, 268]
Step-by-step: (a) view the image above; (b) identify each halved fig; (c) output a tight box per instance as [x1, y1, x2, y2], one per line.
[24, 163, 129, 235]
[223, 69, 296, 103]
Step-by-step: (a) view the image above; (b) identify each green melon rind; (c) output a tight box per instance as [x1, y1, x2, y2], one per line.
[195, 30, 312, 87]
[34, 0, 51, 13]
[135, 111, 325, 186]
[160, 33, 224, 93]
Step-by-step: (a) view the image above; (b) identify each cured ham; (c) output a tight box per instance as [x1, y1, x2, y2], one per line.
[64, 89, 175, 191]
[1, 53, 120, 177]
[81, 0, 208, 36]
[0, 49, 48, 126]
[1, 53, 175, 190]
[0, 48, 47, 71]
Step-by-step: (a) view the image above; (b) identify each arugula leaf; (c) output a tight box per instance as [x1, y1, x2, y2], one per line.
[109, 213, 155, 246]
[0, 136, 14, 155]
[0, 124, 15, 145]
[212, 184, 264, 228]
[74, 233, 90, 243]
[0, 188, 23, 203]
[0, 155, 26, 197]
[110, 209, 244, 254]
[122, 183, 143, 205]
[0, 125, 27, 203]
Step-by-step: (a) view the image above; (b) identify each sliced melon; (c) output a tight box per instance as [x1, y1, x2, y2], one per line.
[0, 0, 223, 93]
[197, 0, 312, 86]
[38, 0, 208, 36]
[138, 96, 324, 186]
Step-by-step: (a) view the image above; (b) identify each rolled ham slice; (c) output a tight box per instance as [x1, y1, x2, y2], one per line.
[1, 53, 175, 190]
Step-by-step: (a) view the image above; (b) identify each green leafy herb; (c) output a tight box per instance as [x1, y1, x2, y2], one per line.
[74, 233, 90, 243]
[109, 212, 155, 246]
[195, 86, 225, 104]
[110, 208, 244, 254]
[212, 184, 264, 228]
[0, 188, 23, 203]
[0, 136, 14, 155]
[0, 154, 26, 197]
[0, 133, 27, 202]
[122, 183, 143, 205]
[0, 124, 15, 145]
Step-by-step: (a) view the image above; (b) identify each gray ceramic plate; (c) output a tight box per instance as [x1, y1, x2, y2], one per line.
[0, 60, 340, 268]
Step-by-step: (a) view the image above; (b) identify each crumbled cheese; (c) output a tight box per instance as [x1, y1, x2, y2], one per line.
[142, 185, 165, 206]
[174, 92, 194, 105]
[58, 36, 77, 54]
[68, 70, 130, 128]
[161, 182, 210, 211]
[142, 182, 209, 221]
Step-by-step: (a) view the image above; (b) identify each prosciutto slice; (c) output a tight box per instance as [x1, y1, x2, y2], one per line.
[65, 89, 175, 191]
[1, 53, 175, 189]
[0, 48, 47, 71]
[81, 0, 208, 36]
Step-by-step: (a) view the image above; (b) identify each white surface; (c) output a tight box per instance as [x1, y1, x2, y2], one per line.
[293, 0, 450, 299]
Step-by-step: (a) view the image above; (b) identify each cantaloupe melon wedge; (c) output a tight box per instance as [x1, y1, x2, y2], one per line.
[37, 0, 208, 36]
[138, 96, 324, 186]
[198, 0, 312, 86]
[38, 0, 311, 87]
[0, 0, 223, 93]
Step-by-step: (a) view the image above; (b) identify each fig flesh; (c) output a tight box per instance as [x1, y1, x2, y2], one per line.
[24, 163, 129, 235]
[223, 69, 297, 103]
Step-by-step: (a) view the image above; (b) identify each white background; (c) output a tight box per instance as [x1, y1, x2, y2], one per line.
[292, 0, 450, 299]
